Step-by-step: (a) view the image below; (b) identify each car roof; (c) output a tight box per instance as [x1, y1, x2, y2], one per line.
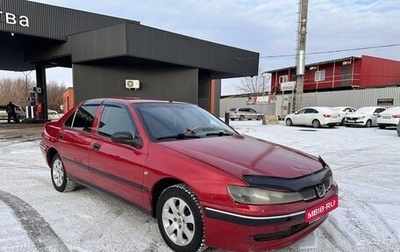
[83, 98, 187, 105]
[381, 106, 400, 112]
[302, 106, 333, 111]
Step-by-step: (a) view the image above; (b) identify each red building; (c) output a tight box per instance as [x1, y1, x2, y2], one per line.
[268, 55, 400, 93]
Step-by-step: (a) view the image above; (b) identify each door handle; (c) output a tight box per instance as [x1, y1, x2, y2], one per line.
[92, 143, 101, 151]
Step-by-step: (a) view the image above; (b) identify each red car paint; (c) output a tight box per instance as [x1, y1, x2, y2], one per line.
[40, 98, 339, 252]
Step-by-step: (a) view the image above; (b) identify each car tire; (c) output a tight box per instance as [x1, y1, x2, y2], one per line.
[239, 115, 245, 121]
[397, 123, 400, 137]
[312, 119, 321, 128]
[51, 153, 76, 192]
[256, 115, 262, 120]
[365, 120, 372, 128]
[378, 125, 385, 129]
[157, 184, 205, 252]
[285, 118, 293, 126]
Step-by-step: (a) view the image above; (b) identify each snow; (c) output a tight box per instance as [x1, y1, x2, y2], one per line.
[0, 121, 399, 252]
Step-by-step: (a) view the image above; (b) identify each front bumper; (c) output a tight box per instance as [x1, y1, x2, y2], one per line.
[202, 187, 338, 252]
[345, 119, 366, 126]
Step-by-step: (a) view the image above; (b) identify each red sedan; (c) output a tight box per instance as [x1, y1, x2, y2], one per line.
[40, 98, 338, 252]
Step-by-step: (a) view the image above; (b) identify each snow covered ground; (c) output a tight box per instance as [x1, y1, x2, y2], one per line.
[0, 121, 399, 252]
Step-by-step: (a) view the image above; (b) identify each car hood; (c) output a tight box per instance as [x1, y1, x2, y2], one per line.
[347, 112, 371, 117]
[159, 135, 324, 179]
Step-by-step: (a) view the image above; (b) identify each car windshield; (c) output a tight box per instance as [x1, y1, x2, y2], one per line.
[135, 102, 237, 141]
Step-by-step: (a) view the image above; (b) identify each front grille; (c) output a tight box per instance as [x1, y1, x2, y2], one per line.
[243, 166, 334, 201]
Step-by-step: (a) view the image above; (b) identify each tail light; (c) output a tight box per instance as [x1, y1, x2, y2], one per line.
[377, 114, 382, 118]
[392, 114, 400, 118]
[323, 114, 331, 118]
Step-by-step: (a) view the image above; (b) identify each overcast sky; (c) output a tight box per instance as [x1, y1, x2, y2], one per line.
[1, 0, 400, 95]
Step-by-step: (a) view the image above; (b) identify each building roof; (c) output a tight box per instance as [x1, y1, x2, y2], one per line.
[266, 56, 361, 73]
[0, 0, 259, 79]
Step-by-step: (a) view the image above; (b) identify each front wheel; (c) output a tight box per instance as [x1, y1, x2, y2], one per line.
[157, 184, 205, 252]
[51, 153, 76, 192]
[365, 120, 372, 128]
[285, 118, 293, 126]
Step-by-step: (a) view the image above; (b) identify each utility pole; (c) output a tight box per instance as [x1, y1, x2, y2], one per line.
[295, 0, 309, 111]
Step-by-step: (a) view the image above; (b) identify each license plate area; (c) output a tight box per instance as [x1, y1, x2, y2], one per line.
[305, 195, 338, 223]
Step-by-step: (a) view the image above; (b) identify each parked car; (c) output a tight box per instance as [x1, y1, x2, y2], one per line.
[0, 104, 26, 122]
[48, 109, 60, 120]
[285, 106, 342, 128]
[376, 106, 400, 129]
[330, 106, 356, 125]
[40, 98, 338, 252]
[229, 107, 264, 121]
[344, 106, 386, 127]
[397, 122, 400, 137]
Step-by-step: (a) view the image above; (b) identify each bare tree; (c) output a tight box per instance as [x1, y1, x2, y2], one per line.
[235, 72, 271, 95]
[1, 78, 66, 112]
[46, 81, 66, 112]
[0, 77, 35, 105]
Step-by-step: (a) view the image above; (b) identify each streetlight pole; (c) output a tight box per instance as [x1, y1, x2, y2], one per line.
[295, 0, 309, 111]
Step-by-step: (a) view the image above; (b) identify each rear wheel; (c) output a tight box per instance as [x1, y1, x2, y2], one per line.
[397, 124, 400, 137]
[51, 153, 76, 192]
[157, 184, 205, 252]
[312, 119, 321, 128]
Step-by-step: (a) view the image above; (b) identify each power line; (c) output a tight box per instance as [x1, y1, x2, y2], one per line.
[260, 43, 400, 59]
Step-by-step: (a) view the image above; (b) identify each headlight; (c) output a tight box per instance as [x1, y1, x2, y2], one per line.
[227, 185, 303, 205]
[360, 116, 365, 119]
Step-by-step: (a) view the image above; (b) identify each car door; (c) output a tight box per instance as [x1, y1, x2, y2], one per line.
[303, 108, 318, 126]
[291, 108, 306, 125]
[372, 107, 386, 126]
[89, 102, 147, 205]
[248, 108, 258, 120]
[56, 102, 100, 182]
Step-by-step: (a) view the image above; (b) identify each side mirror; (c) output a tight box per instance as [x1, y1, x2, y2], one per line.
[111, 131, 143, 149]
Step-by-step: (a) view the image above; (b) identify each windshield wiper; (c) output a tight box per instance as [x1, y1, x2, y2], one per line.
[205, 131, 234, 137]
[157, 133, 201, 141]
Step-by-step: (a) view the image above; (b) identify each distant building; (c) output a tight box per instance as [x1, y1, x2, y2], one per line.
[220, 55, 400, 118]
[62, 88, 75, 114]
[267, 55, 400, 94]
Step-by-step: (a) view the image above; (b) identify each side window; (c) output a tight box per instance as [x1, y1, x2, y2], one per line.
[249, 109, 256, 113]
[98, 105, 135, 138]
[305, 109, 315, 114]
[297, 109, 306, 114]
[375, 108, 385, 113]
[315, 70, 326, 81]
[65, 104, 99, 132]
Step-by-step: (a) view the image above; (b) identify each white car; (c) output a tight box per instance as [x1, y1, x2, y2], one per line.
[397, 122, 400, 137]
[377, 106, 400, 129]
[330, 106, 356, 125]
[48, 109, 60, 120]
[344, 106, 386, 127]
[285, 106, 342, 128]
